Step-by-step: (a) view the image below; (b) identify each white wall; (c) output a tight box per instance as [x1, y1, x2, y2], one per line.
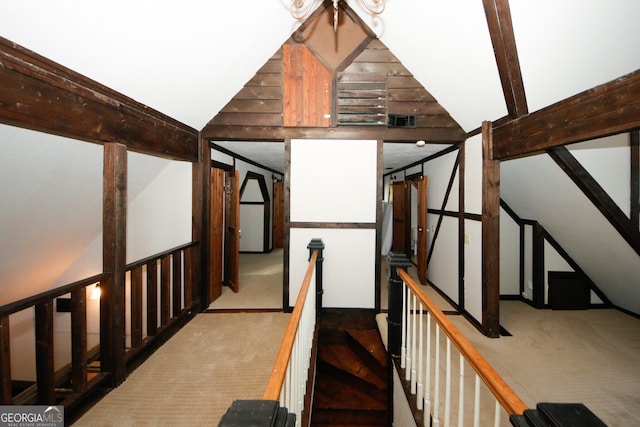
[464, 136, 483, 323]
[500, 208, 520, 296]
[289, 139, 377, 308]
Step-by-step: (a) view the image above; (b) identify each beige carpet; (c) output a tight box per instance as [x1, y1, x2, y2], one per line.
[208, 249, 283, 310]
[73, 312, 290, 426]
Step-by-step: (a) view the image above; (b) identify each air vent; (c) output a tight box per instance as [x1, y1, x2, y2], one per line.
[387, 114, 416, 128]
[336, 73, 387, 126]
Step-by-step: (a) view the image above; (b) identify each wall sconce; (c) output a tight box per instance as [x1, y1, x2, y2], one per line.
[90, 283, 101, 300]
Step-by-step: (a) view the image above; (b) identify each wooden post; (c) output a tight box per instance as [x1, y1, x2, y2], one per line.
[130, 267, 143, 349]
[307, 239, 325, 313]
[146, 260, 159, 336]
[102, 142, 127, 386]
[172, 252, 182, 317]
[482, 121, 500, 338]
[161, 256, 171, 324]
[0, 315, 11, 404]
[35, 300, 55, 403]
[192, 133, 209, 310]
[387, 252, 412, 357]
[71, 287, 88, 393]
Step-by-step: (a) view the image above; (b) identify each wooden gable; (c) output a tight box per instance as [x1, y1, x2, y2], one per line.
[203, 2, 465, 143]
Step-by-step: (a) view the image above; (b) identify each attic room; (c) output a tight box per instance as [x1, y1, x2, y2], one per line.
[1, 0, 639, 426]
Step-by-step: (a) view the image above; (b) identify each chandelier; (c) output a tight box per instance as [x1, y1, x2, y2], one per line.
[291, 0, 386, 32]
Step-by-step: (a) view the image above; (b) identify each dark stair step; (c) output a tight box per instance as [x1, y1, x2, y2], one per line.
[317, 358, 387, 405]
[318, 343, 386, 390]
[345, 329, 387, 368]
[313, 371, 386, 412]
[311, 408, 388, 426]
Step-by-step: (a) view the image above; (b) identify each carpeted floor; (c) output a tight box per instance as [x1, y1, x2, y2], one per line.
[73, 312, 290, 426]
[208, 249, 283, 310]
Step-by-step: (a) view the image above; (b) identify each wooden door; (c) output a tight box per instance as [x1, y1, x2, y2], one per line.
[210, 168, 224, 302]
[273, 180, 284, 249]
[417, 176, 428, 286]
[225, 171, 240, 292]
[391, 181, 406, 253]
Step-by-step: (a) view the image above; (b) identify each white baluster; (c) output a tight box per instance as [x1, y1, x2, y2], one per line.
[424, 313, 431, 426]
[458, 354, 464, 427]
[411, 294, 417, 393]
[401, 280, 407, 369]
[433, 326, 440, 427]
[444, 337, 451, 427]
[417, 303, 424, 410]
[405, 288, 412, 382]
[473, 374, 480, 427]
[494, 400, 501, 427]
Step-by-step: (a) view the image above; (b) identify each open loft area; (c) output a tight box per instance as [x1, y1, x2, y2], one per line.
[1, 0, 639, 425]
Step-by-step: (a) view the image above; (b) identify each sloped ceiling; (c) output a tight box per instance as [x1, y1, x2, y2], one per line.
[1, 1, 640, 308]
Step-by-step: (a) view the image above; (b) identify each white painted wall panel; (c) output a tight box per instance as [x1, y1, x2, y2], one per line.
[290, 139, 377, 223]
[240, 205, 264, 252]
[465, 220, 483, 323]
[464, 135, 483, 215]
[500, 208, 520, 296]
[289, 228, 376, 309]
[427, 216, 459, 305]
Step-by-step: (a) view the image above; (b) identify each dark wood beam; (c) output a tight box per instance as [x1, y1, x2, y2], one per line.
[0, 316, 10, 404]
[0, 36, 197, 161]
[548, 145, 640, 257]
[101, 142, 127, 387]
[482, 121, 500, 338]
[631, 130, 639, 226]
[35, 300, 55, 403]
[482, 0, 528, 118]
[493, 69, 640, 160]
[202, 124, 466, 143]
[192, 134, 209, 310]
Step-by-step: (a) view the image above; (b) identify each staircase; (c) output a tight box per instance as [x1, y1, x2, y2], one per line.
[311, 309, 389, 426]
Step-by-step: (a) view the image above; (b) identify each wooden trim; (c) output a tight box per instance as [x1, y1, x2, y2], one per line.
[631, 130, 639, 226]
[427, 151, 460, 264]
[482, 0, 528, 118]
[458, 142, 466, 311]
[146, 261, 159, 337]
[427, 209, 482, 222]
[532, 222, 545, 309]
[493, 69, 640, 160]
[481, 121, 500, 338]
[398, 269, 527, 416]
[202, 124, 466, 143]
[172, 253, 182, 317]
[289, 222, 376, 229]
[283, 141, 292, 310]
[376, 139, 383, 312]
[548, 145, 640, 256]
[101, 142, 127, 387]
[161, 256, 171, 325]
[0, 37, 197, 161]
[211, 143, 283, 175]
[193, 134, 209, 310]
[263, 251, 318, 400]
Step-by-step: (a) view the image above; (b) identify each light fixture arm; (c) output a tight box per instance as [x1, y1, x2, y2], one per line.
[290, 0, 386, 32]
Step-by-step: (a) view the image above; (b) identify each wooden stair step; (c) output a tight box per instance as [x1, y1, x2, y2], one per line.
[311, 408, 388, 426]
[346, 329, 387, 367]
[313, 373, 386, 411]
[318, 343, 386, 389]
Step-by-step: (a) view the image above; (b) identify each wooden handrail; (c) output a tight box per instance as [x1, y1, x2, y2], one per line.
[398, 268, 528, 416]
[0, 273, 107, 316]
[125, 241, 198, 271]
[263, 250, 318, 400]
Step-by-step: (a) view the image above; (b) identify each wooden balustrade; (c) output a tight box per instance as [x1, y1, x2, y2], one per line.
[0, 241, 198, 410]
[0, 273, 107, 406]
[395, 266, 528, 426]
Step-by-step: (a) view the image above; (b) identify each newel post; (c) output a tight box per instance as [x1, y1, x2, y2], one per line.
[307, 238, 325, 313]
[387, 252, 411, 358]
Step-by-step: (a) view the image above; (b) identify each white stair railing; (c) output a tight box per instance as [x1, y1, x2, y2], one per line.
[396, 267, 527, 427]
[263, 246, 320, 427]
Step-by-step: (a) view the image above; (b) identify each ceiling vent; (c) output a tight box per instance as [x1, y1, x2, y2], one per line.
[336, 73, 387, 126]
[387, 114, 416, 128]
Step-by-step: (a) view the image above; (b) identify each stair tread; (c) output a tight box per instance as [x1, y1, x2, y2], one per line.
[318, 344, 386, 389]
[313, 373, 386, 410]
[346, 329, 387, 367]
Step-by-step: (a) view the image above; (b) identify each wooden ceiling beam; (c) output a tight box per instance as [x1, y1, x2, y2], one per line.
[482, 0, 528, 118]
[493, 69, 640, 160]
[0, 37, 198, 162]
[201, 125, 466, 143]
